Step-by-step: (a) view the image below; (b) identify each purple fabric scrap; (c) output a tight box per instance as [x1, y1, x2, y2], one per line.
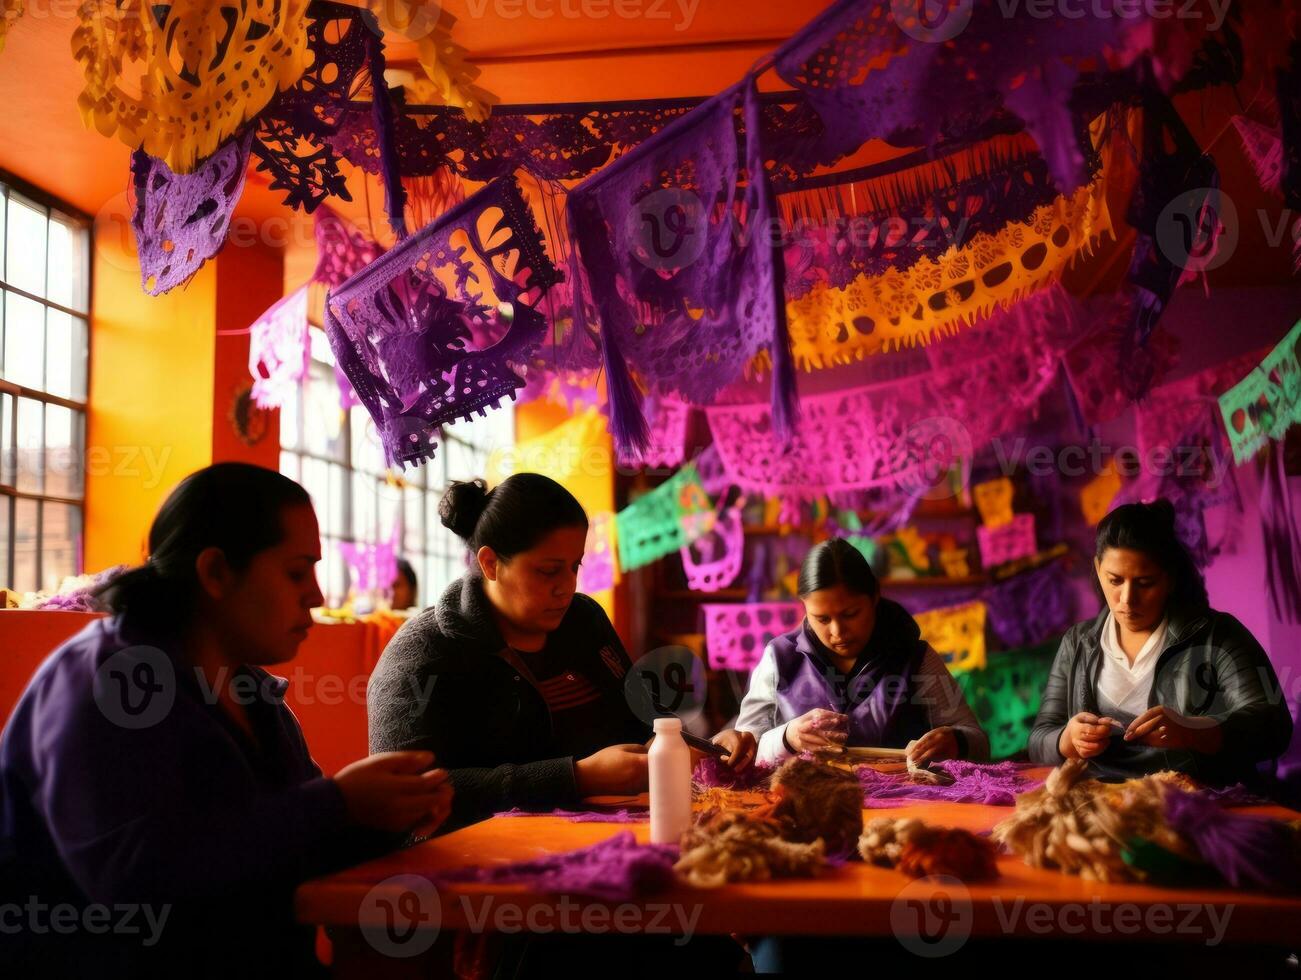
[433, 831, 679, 902]
[857, 760, 1044, 808]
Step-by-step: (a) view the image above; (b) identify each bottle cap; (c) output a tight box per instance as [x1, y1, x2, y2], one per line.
[653, 716, 682, 734]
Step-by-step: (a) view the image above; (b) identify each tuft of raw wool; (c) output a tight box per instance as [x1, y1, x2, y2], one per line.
[859, 817, 1000, 881]
[905, 756, 956, 786]
[769, 757, 865, 856]
[992, 760, 1196, 883]
[675, 810, 828, 888]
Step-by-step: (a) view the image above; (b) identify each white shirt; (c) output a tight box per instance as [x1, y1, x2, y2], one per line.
[733, 641, 989, 766]
[1095, 611, 1168, 725]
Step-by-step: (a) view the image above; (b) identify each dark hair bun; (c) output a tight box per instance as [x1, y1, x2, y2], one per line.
[1146, 497, 1177, 531]
[439, 479, 490, 541]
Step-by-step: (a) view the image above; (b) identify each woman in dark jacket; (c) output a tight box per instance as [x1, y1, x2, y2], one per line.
[1029, 499, 1293, 786]
[369, 473, 755, 832]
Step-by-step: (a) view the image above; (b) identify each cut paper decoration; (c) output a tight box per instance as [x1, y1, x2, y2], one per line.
[615, 465, 711, 573]
[973, 478, 1015, 528]
[619, 398, 690, 470]
[1232, 115, 1284, 198]
[313, 206, 385, 289]
[486, 407, 608, 489]
[955, 641, 1058, 759]
[714, 285, 1078, 501]
[1138, 350, 1261, 460]
[1123, 89, 1219, 346]
[130, 130, 254, 295]
[702, 602, 802, 673]
[248, 285, 310, 410]
[325, 176, 562, 468]
[1219, 319, 1301, 464]
[1080, 460, 1124, 527]
[566, 79, 797, 457]
[982, 563, 1074, 650]
[704, 380, 938, 501]
[1063, 293, 1180, 427]
[977, 514, 1037, 569]
[889, 527, 931, 576]
[578, 511, 616, 596]
[73, 0, 312, 172]
[938, 549, 970, 579]
[769, 0, 1137, 193]
[339, 536, 398, 596]
[692, 444, 734, 499]
[1127, 353, 1252, 568]
[778, 137, 1061, 307]
[681, 505, 744, 593]
[1260, 444, 1301, 623]
[915, 602, 987, 674]
[782, 152, 1115, 367]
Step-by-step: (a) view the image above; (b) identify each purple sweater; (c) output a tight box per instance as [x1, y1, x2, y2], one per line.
[0, 617, 387, 977]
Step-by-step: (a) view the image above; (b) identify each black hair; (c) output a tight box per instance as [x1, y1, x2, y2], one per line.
[1094, 499, 1209, 611]
[99, 463, 313, 633]
[797, 538, 880, 599]
[395, 557, 417, 593]
[438, 473, 588, 560]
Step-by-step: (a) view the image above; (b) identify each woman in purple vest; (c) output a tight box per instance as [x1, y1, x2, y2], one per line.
[736, 538, 989, 767]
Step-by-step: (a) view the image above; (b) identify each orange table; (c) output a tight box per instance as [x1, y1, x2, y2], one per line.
[297, 770, 1301, 975]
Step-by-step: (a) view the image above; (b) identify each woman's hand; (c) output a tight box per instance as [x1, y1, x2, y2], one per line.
[1058, 712, 1118, 760]
[575, 743, 650, 797]
[1125, 705, 1223, 753]
[906, 727, 960, 767]
[711, 729, 758, 771]
[334, 751, 454, 834]
[784, 708, 849, 754]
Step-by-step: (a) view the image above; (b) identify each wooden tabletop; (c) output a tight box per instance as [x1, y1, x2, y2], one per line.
[297, 769, 1301, 946]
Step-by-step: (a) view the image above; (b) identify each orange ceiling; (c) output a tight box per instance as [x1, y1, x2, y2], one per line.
[0, 1, 833, 218]
[0, 2, 1288, 296]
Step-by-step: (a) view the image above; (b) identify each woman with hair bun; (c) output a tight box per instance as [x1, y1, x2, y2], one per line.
[1029, 499, 1293, 786]
[369, 473, 754, 831]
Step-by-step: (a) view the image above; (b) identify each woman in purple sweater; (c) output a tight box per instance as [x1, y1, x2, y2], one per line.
[0, 463, 452, 978]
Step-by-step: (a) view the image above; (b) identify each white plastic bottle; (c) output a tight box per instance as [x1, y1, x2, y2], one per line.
[648, 716, 692, 844]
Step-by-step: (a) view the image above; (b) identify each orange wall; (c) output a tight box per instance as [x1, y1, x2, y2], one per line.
[212, 240, 284, 468]
[514, 399, 620, 625]
[85, 223, 286, 570]
[84, 219, 218, 570]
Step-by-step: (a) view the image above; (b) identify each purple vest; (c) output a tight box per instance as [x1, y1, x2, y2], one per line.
[771, 599, 931, 748]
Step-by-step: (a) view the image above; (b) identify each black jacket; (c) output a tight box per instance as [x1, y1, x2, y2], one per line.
[1028, 604, 1294, 786]
[367, 576, 651, 829]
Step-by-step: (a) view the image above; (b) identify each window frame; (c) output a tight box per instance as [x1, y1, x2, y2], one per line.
[0, 170, 92, 594]
[279, 332, 512, 607]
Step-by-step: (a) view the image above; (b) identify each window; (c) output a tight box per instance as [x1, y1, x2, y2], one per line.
[0, 178, 90, 594]
[279, 329, 513, 607]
